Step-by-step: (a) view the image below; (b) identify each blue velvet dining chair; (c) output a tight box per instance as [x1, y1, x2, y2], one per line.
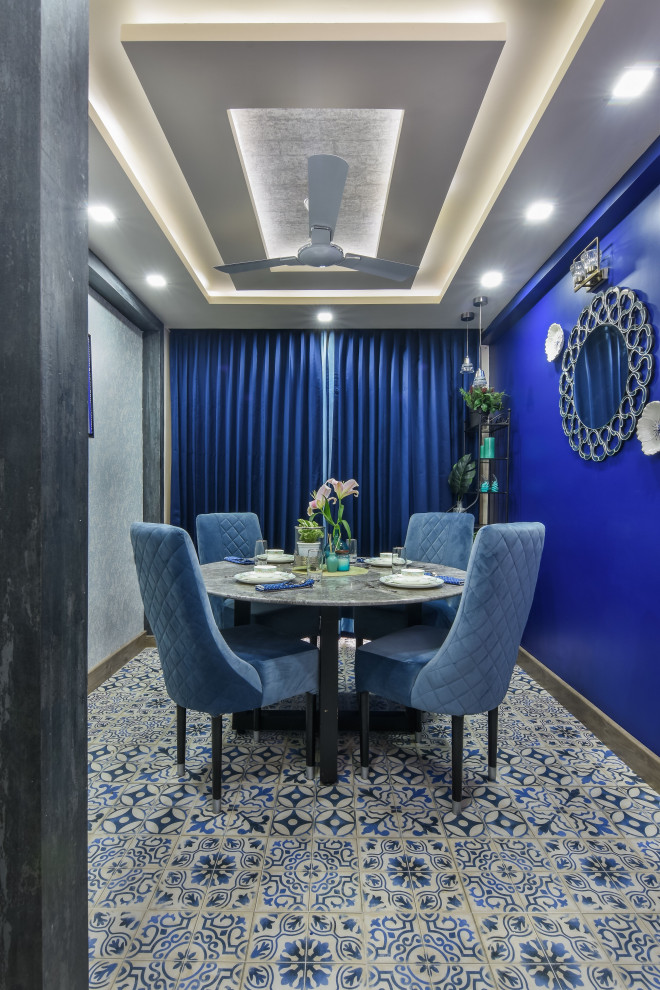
[354, 511, 475, 644]
[130, 522, 319, 812]
[196, 511, 320, 641]
[355, 522, 545, 812]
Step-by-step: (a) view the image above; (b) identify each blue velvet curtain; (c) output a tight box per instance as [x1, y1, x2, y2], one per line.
[170, 328, 465, 556]
[329, 330, 465, 556]
[170, 329, 324, 548]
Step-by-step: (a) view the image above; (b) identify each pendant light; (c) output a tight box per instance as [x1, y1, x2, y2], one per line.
[472, 295, 488, 388]
[460, 311, 474, 375]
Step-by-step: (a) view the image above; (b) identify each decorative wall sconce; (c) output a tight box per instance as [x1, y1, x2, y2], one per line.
[570, 237, 609, 292]
[460, 311, 475, 375]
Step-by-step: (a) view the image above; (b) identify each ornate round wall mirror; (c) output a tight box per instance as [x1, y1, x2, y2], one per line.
[559, 286, 654, 460]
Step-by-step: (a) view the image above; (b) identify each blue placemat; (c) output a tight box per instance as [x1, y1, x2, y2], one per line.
[256, 578, 315, 592]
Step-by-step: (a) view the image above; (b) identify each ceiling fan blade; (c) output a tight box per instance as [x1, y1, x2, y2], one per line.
[340, 254, 419, 282]
[214, 256, 300, 274]
[307, 155, 349, 236]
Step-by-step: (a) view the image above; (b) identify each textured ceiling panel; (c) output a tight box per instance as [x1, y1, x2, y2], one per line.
[122, 39, 503, 291]
[230, 107, 402, 258]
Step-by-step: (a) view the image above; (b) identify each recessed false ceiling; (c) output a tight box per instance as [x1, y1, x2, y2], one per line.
[89, 1, 660, 330]
[121, 37, 504, 292]
[229, 107, 403, 261]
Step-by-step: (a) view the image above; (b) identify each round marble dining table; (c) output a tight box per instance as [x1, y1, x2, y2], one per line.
[200, 559, 466, 785]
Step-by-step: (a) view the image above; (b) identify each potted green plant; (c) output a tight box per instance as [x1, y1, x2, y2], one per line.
[448, 454, 476, 512]
[295, 517, 324, 558]
[460, 385, 507, 427]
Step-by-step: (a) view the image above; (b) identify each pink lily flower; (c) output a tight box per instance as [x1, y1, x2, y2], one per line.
[332, 479, 359, 498]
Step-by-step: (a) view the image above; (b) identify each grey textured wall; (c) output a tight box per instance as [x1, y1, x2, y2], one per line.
[88, 290, 145, 669]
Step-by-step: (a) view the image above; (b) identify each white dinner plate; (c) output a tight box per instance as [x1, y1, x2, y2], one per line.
[256, 553, 295, 564]
[380, 574, 444, 590]
[365, 556, 405, 567]
[236, 570, 294, 585]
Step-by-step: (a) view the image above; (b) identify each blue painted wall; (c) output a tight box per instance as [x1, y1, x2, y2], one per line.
[489, 175, 660, 756]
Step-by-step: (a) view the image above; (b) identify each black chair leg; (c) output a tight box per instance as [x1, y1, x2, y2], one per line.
[252, 707, 261, 742]
[359, 691, 370, 779]
[176, 705, 186, 776]
[488, 707, 498, 781]
[211, 715, 223, 814]
[355, 637, 364, 648]
[305, 693, 316, 779]
[406, 706, 423, 743]
[451, 715, 464, 814]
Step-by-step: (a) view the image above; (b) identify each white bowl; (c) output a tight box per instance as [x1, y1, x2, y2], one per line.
[254, 564, 276, 574]
[379, 552, 393, 561]
[403, 568, 424, 577]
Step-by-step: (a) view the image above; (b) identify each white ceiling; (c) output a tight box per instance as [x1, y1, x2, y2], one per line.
[88, 0, 660, 331]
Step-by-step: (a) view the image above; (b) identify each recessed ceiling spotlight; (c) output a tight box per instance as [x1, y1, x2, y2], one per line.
[88, 204, 116, 223]
[481, 271, 502, 289]
[612, 66, 655, 100]
[146, 274, 167, 288]
[525, 200, 554, 223]
[317, 311, 333, 323]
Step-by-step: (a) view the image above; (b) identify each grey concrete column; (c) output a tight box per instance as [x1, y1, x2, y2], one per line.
[0, 1, 89, 988]
[143, 328, 165, 523]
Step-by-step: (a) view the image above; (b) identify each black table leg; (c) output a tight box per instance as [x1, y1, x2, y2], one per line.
[407, 602, 422, 626]
[234, 600, 251, 626]
[319, 605, 340, 785]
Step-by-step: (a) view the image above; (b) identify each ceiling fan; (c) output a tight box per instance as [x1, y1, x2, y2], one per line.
[214, 154, 419, 283]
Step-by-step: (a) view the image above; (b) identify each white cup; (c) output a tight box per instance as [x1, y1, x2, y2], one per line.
[379, 552, 393, 563]
[254, 564, 276, 575]
[404, 568, 424, 577]
[268, 549, 285, 559]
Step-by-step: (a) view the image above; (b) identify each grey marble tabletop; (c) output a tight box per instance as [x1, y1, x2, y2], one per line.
[200, 560, 465, 608]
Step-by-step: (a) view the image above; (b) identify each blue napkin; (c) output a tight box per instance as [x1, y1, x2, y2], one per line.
[224, 556, 254, 565]
[256, 578, 314, 592]
[423, 571, 464, 585]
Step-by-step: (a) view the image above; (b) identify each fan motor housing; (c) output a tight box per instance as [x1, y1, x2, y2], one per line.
[297, 241, 344, 268]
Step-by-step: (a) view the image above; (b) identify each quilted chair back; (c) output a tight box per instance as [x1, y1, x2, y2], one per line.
[405, 512, 474, 569]
[196, 512, 262, 564]
[130, 523, 262, 715]
[410, 522, 545, 715]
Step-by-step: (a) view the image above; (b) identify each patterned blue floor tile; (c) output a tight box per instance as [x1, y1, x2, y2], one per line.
[88, 644, 660, 990]
[617, 965, 660, 989]
[187, 910, 250, 960]
[366, 963, 434, 990]
[125, 909, 197, 958]
[111, 955, 184, 989]
[313, 838, 358, 870]
[88, 957, 122, 989]
[257, 868, 310, 912]
[478, 914, 544, 965]
[88, 908, 143, 958]
[589, 913, 660, 963]
[248, 913, 308, 963]
[366, 914, 423, 962]
[96, 868, 162, 909]
[310, 870, 361, 912]
[417, 913, 485, 963]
